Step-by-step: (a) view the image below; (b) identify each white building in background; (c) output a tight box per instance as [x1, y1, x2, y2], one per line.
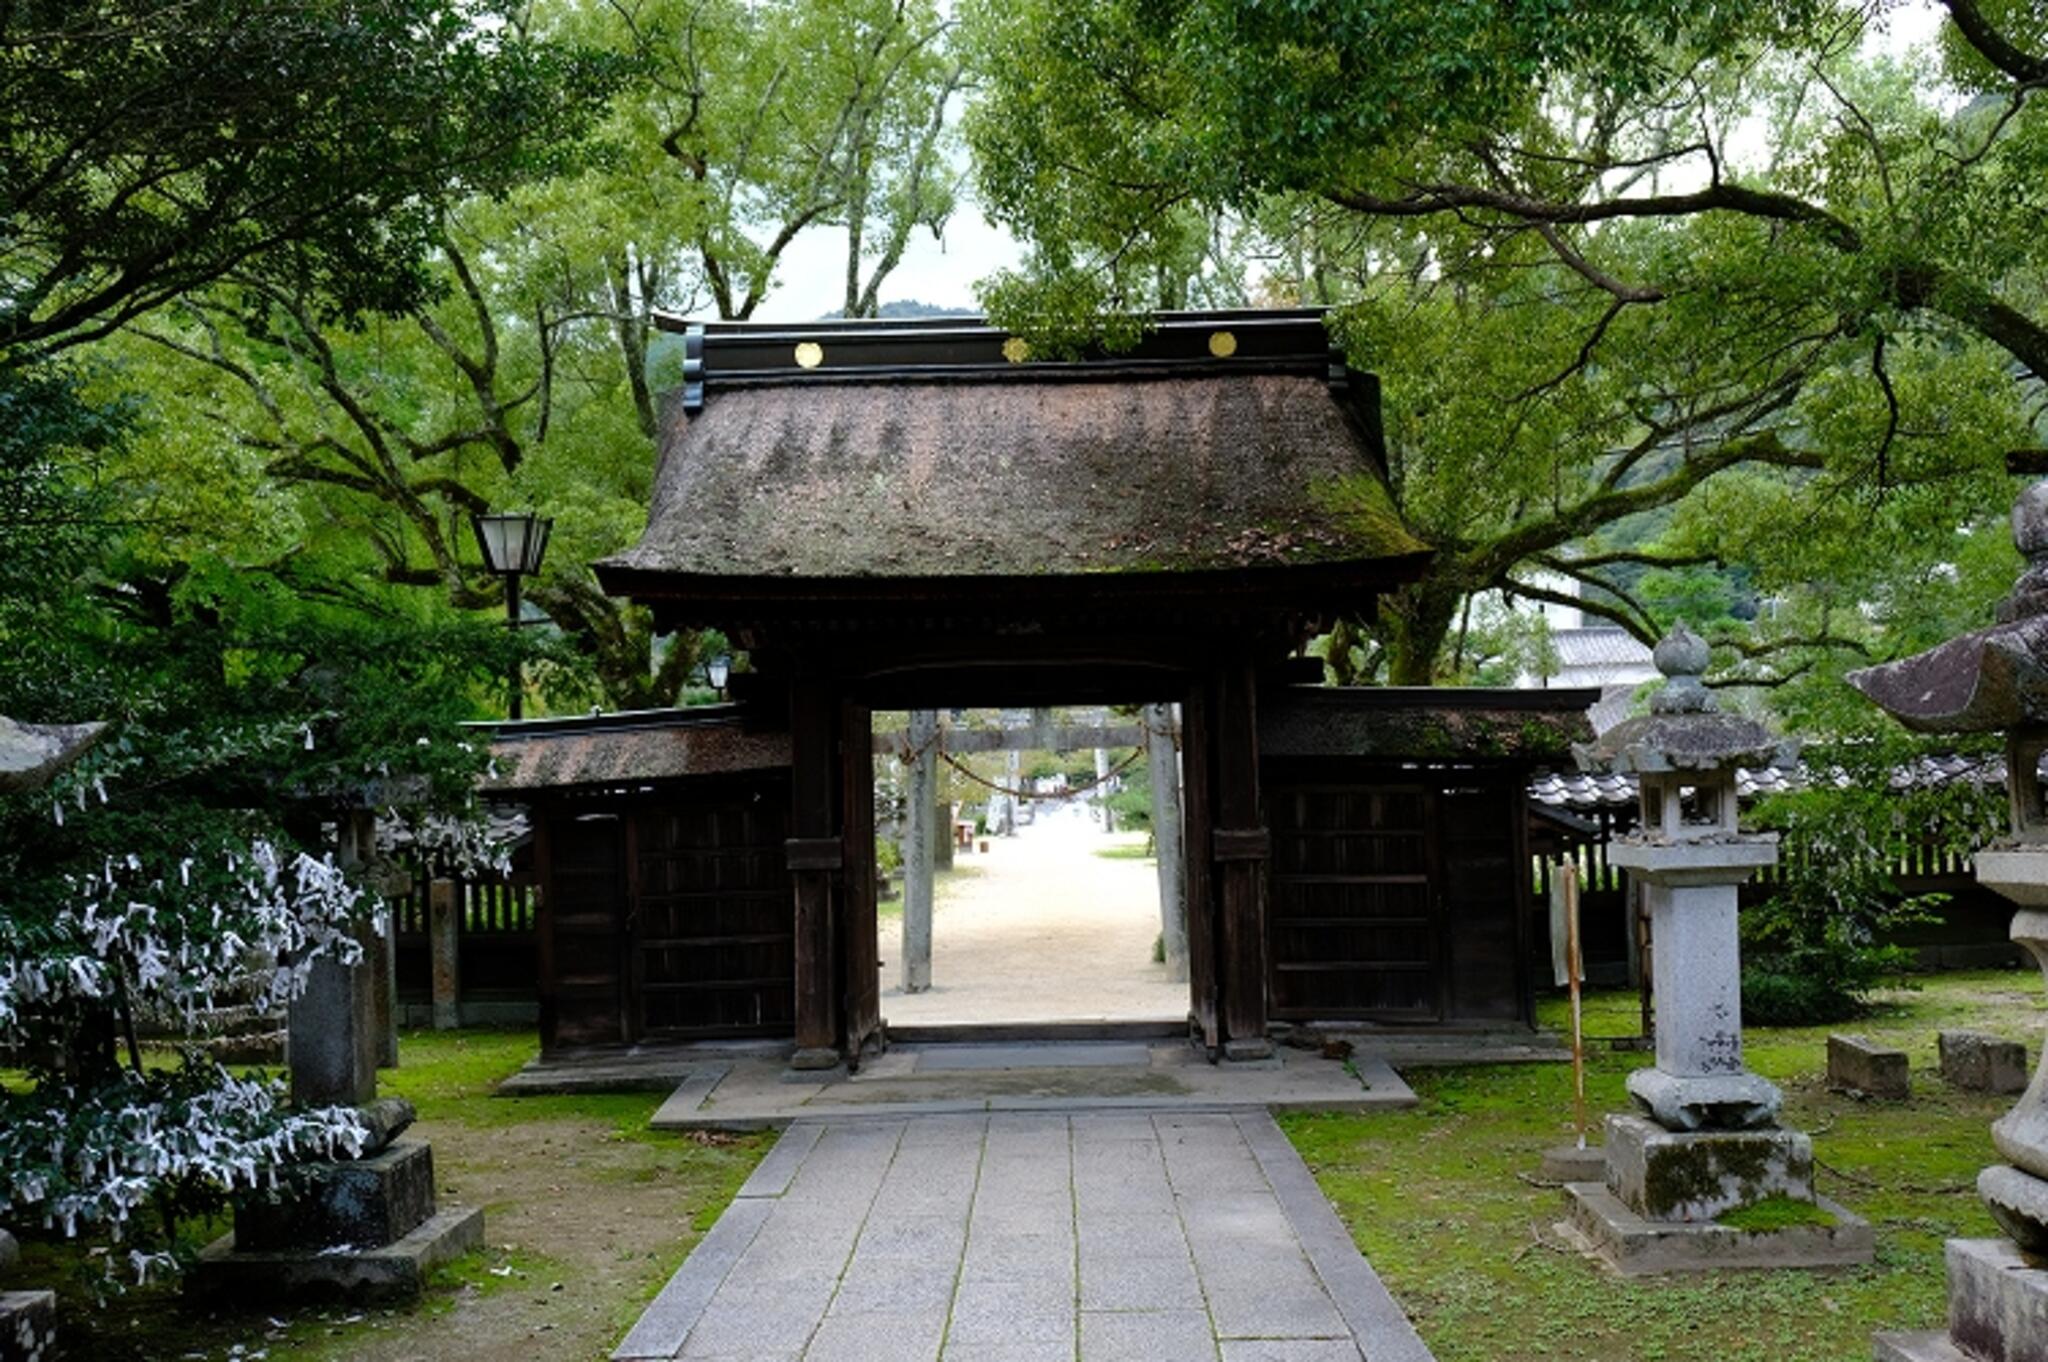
[1507, 572, 1658, 733]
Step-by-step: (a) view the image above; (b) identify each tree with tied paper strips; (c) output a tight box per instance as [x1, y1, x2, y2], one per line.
[0, 547, 514, 1282]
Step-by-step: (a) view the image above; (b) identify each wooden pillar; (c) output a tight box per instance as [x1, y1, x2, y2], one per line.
[428, 878, 461, 1031]
[903, 709, 937, 993]
[787, 675, 844, 1070]
[1211, 659, 1272, 1060]
[840, 701, 882, 1063]
[1146, 703, 1188, 984]
[1181, 685, 1219, 1053]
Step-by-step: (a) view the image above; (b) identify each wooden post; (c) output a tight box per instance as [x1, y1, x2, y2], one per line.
[1095, 747, 1113, 832]
[903, 709, 937, 994]
[1145, 703, 1188, 983]
[840, 701, 882, 1063]
[1211, 660, 1271, 1061]
[428, 878, 461, 1031]
[788, 675, 844, 1070]
[1563, 858, 1588, 1147]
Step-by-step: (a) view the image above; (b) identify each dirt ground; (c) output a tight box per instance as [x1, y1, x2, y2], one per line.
[877, 804, 1190, 1025]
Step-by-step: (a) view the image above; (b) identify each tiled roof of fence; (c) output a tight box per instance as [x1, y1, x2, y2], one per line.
[1527, 753, 2006, 810]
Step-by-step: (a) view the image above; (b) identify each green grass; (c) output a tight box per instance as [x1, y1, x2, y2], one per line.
[1092, 844, 1156, 861]
[1718, 1195, 1837, 1232]
[1281, 968, 2041, 1362]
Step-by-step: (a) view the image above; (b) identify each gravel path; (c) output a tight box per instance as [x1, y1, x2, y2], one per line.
[879, 806, 1187, 1026]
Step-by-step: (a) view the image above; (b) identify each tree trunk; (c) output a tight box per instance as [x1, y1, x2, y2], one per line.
[1381, 581, 1463, 686]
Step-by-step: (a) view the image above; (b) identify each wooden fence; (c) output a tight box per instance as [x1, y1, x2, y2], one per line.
[392, 871, 541, 1024]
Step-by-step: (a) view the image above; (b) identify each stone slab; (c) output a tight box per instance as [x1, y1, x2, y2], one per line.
[187, 1203, 483, 1306]
[915, 1043, 1153, 1072]
[1945, 1236, 2048, 1362]
[615, 1112, 1437, 1361]
[1940, 1030, 2030, 1095]
[1604, 1114, 1813, 1221]
[1540, 1145, 1607, 1183]
[1829, 1034, 1911, 1099]
[1562, 1182, 1873, 1275]
[233, 1138, 436, 1252]
[0, 1291, 55, 1362]
[1872, 1331, 1972, 1362]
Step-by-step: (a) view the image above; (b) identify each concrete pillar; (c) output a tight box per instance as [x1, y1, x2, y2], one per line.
[428, 878, 461, 1031]
[932, 792, 954, 870]
[1145, 703, 1188, 983]
[902, 710, 936, 993]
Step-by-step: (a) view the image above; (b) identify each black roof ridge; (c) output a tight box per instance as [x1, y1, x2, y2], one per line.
[469, 703, 746, 740]
[652, 306, 1331, 337]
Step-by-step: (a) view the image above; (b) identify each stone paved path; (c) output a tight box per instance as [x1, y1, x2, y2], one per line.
[614, 1112, 1434, 1362]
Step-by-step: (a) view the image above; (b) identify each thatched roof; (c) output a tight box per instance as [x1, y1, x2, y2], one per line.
[479, 708, 789, 794]
[595, 312, 1428, 611]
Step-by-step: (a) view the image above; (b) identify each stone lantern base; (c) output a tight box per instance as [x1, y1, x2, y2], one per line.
[185, 1100, 482, 1306]
[1873, 1239, 2048, 1362]
[1561, 1115, 1874, 1274]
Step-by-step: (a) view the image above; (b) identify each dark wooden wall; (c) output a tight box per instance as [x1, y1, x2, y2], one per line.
[535, 773, 792, 1052]
[1263, 758, 1530, 1025]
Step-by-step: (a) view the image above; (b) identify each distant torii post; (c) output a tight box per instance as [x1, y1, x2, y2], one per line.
[885, 713, 1157, 995]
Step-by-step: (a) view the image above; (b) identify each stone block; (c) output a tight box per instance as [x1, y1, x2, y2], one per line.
[233, 1139, 435, 1252]
[1603, 1114, 1813, 1222]
[1872, 1330, 1972, 1361]
[1940, 1030, 2030, 1095]
[1945, 1236, 2048, 1362]
[1540, 1145, 1607, 1183]
[1561, 1182, 1873, 1275]
[1829, 1034, 1912, 1099]
[0, 1291, 55, 1362]
[187, 1204, 481, 1307]
[0, 1229, 16, 1274]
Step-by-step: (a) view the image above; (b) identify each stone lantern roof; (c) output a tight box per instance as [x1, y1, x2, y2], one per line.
[0, 715, 106, 794]
[1848, 482, 2048, 733]
[1573, 624, 1791, 777]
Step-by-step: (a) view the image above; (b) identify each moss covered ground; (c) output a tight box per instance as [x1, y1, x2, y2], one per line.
[1281, 969, 2043, 1362]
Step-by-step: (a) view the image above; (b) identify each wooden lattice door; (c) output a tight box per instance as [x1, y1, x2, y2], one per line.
[630, 780, 794, 1039]
[1265, 776, 1443, 1021]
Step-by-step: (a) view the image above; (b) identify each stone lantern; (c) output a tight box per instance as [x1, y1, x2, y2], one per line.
[1852, 480, 2048, 1362]
[1560, 625, 1874, 1273]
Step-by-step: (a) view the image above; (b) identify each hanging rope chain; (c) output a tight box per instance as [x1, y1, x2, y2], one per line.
[938, 747, 1144, 802]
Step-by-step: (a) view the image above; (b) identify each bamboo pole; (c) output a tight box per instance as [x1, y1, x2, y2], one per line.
[1563, 857, 1588, 1148]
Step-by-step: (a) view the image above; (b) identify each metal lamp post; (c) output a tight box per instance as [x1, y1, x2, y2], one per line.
[471, 511, 552, 720]
[707, 653, 731, 701]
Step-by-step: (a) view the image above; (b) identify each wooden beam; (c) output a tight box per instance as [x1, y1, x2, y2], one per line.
[871, 724, 1144, 756]
[788, 675, 842, 1070]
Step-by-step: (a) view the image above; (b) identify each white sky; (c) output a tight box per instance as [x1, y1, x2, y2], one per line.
[746, 0, 1950, 323]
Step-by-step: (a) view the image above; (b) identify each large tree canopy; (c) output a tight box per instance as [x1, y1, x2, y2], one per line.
[1, 0, 619, 361]
[963, 0, 2045, 685]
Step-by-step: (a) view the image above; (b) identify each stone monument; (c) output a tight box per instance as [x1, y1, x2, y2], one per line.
[1853, 479, 2048, 1361]
[189, 813, 482, 1305]
[1559, 626, 1874, 1273]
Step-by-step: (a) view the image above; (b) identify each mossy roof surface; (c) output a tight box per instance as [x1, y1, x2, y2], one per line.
[603, 372, 1426, 580]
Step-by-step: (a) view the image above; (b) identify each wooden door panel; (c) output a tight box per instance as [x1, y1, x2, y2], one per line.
[545, 812, 628, 1048]
[632, 778, 794, 1039]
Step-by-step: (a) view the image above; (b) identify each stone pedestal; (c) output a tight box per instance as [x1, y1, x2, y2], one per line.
[1561, 1114, 1873, 1274]
[1602, 1114, 1813, 1221]
[0, 1290, 55, 1362]
[186, 1099, 483, 1305]
[1874, 1239, 2048, 1362]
